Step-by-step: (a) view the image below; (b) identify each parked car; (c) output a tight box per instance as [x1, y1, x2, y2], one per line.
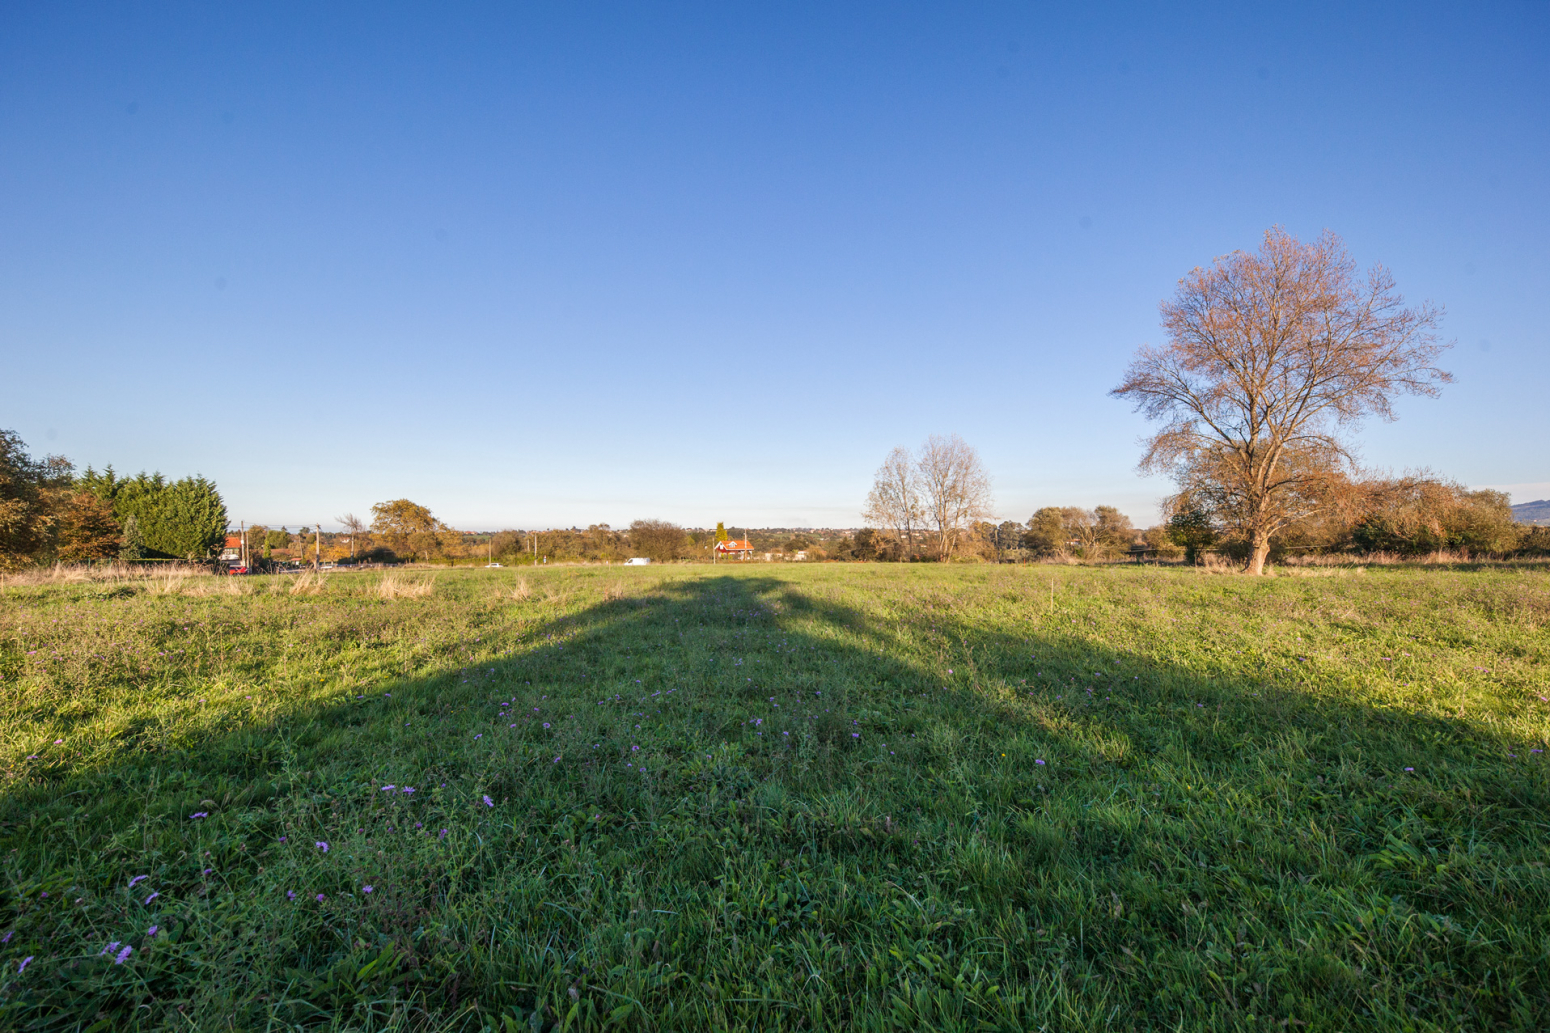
[485, 562, 504, 568]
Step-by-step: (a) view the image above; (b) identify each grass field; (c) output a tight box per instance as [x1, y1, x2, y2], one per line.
[1, 563, 1547, 1031]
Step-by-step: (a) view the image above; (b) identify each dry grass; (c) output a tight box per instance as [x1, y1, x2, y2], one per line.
[374, 574, 434, 599]
[505, 577, 532, 601]
[603, 580, 629, 601]
[0, 561, 213, 586]
[288, 571, 327, 596]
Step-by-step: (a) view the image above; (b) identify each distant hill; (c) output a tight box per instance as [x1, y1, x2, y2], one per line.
[1512, 499, 1550, 525]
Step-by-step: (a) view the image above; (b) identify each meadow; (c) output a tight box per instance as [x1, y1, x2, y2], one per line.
[0, 562, 1547, 1031]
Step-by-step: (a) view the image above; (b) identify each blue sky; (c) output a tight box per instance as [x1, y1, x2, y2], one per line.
[2, 3, 1545, 530]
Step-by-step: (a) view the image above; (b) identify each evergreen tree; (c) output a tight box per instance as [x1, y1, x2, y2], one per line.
[715, 522, 728, 543]
[120, 514, 146, 560]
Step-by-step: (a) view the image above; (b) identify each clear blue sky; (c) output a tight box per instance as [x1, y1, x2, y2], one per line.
[3, 3, 1545, 531]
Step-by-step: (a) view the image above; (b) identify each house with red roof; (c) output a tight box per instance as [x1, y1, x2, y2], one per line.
[714, 538, 755, 560]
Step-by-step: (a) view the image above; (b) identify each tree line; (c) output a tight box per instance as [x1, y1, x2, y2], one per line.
[0, 430, 227, 571]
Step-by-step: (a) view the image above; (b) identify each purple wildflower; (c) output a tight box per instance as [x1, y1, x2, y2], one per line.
[115, 945, 132, 964]
[100, 941, 120, 956]
[144, 892, 158, 905]
[17, 956, 31, 974]
[1035, 758, 1046, 765]
[189, 812, 208, 819]
[482, 795, 494, 807]
[402, 786, 414, 794]
[146, 925, 159, 937]
[362, 885, 373, 894]
[287, 890, 296, 900]
[438, 828, 448, 839]
[381, 785, 395, 792]
[316, 842, 329, 852]
[128, 875, 148, 889]
[316, 893, 325, 902]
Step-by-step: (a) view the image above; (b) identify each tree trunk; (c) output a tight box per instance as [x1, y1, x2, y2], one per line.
[1245, 532, 1272, 575]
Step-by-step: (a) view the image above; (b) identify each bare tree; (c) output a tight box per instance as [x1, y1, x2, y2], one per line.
[916, 434, 993, 559]
[336, 512, 365, 559]
[863, 446, 922, 559]
[1112, 227, 1450, 575]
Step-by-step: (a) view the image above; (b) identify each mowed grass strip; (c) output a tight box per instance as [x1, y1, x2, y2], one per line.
[0, 564, 1547, 1031]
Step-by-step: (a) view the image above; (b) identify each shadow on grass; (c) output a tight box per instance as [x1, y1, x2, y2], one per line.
[1, 569, 1547, 1031]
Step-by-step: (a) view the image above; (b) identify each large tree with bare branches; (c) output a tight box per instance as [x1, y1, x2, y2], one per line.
[1112, 227, 1450, 574]
[915, 434, 993, 559]
[863, 446, 922, 558]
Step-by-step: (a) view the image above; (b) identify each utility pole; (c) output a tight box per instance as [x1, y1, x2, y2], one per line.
[314, 524, 321, 571]
[240, 520, 246, 569]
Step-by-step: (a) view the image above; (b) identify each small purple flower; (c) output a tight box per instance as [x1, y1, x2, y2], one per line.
[278, 836, 287, 842]
[287, 890, 296, 900]
[128, 875, 148, 889]
[851, 732, 860, 738]
[380, 785, 395, 792]
[316, 841, 329, 852]
[17, 956, 31, 974]
[553, 755, 561, 763]
[1035, 758, 1046, 765]
[402, 786, 414, 794]
[362, 885, 373, 894]
[543, 722, 551, 729]
[438, 828, 448, 839]
[202, 868, 212, 875]
[482, 795, 494, 807]
[189, 812, 208, 819]
[632, 745, 640, 752]
[99, 941, 120, 956]
[144, 892, 159, 905]
[146, 925, 159, 938]
[115, 945, 132, 964]
[474, 733, 482, 740]
[54, 739, 63, 745]
[0, 931, 11, 944]
[1404, 767, 1414, 772]
[316, 893, 325, 902]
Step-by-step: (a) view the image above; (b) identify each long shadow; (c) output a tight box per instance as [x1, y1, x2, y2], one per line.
[0, 567, 1545, 1031]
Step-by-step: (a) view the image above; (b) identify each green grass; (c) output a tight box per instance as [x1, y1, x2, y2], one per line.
[1, 563, 1548, 1031]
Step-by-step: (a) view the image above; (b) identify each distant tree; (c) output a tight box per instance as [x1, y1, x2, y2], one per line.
[85, 469, 227, 559]
[628, 519, 686, 562]
[993, 520, 1023, 555]
[1348, 475, 1518, 555]
[1022, 508, 1066, 555]
[1166, 506, 1217, 563]
[370, 499, 448, 561]
[852, 527, 877, 561]
[715, 522, 729, 543]
[916, 435, 994, 559]
[55, 491, 122, 561]
[1112, 227, 1450, 574]
[863, 446, 923, 560]
[337, 513, 366, 559]
[0, 429, 71, 570]
[119, 514, 146, 560]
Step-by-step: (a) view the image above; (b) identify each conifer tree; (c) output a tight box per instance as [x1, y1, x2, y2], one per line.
[715, 522, 728, 543]
[120, 514, 145, 560]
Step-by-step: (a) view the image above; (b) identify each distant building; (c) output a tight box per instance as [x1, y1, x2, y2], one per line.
[221, 535, 242, 563]
[624, 557, 652, 565]
[715, 538, 755, 560]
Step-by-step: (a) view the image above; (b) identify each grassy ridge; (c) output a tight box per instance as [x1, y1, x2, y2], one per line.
[1, 565, 1547, 1031]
